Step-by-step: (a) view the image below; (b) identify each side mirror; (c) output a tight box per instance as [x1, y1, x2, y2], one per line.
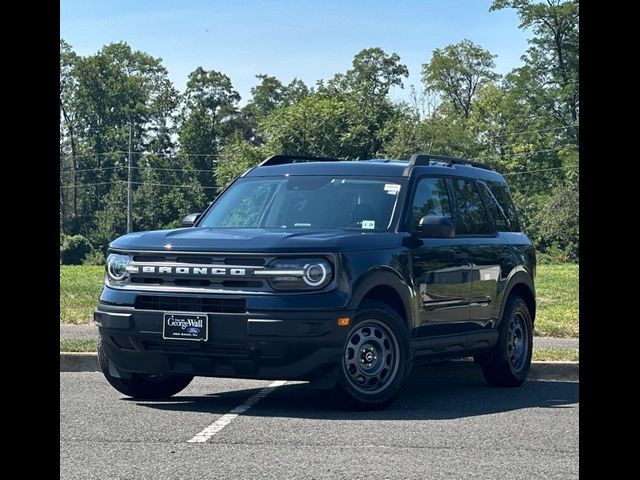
[182, 213, 201, 228]
[417, 215, 455, 238]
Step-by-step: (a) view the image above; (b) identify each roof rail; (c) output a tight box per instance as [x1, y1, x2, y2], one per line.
[259, 154, 346, 167]
[408, 153, 493, 171]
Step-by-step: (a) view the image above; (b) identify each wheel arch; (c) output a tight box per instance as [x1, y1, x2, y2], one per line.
[500, 270, 536, 326]
[347, 268, 414, 328]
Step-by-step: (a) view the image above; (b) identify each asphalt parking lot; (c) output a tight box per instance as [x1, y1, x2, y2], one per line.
[60, 368, 578, 479]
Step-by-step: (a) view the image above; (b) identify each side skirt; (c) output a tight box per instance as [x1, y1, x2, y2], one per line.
[411, 330, 498, 364]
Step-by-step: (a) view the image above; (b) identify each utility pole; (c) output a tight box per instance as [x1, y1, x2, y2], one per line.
[127, 122, 133, 233]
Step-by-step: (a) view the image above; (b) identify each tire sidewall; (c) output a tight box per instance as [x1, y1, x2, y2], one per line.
[498, 297, 533, 382]
[336, 301, 411, 407]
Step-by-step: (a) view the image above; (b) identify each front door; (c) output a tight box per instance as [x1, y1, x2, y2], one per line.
[408, 176, 471, 327]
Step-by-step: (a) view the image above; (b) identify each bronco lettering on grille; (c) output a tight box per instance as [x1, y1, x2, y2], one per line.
[128, 265, 248, 276]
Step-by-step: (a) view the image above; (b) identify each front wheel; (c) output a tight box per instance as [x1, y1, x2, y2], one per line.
[333, 300, 411, 410]
[97, 337, 194, 399]
[480, 295, 533, 387]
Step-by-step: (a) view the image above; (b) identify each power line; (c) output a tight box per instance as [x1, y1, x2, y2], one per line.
[475, 145, 577, 162]
[60, 151, 221, 159]
[60, 180, 219, 190]
[61, 165, 123, 174]
[61, 164, 219, 174]
[502, 165, 578, 176]
[130, 181, 219, 190]
[133, 165, 218, 172]
[60, 181, 124, 189]
[489, 124, 578, 139]
[507, 145, 577, 156]
[60, 151, 129, 159]
[61, 145, 578, 174]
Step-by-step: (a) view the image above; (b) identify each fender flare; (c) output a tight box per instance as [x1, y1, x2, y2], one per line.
[347, 268, 415, 327]
[498, 267, 536, 326]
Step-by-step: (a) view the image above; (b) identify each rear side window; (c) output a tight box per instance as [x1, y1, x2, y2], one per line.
[483, 180, 521, 232]
[477, 181, 510, 231]
[410, 177, 451, 230]
[451, 178, 494, 235]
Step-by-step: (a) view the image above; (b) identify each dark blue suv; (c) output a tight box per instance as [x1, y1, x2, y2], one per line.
[95, 154, 536, 409]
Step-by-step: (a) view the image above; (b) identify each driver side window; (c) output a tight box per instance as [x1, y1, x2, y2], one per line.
[411, 177, 452, 231]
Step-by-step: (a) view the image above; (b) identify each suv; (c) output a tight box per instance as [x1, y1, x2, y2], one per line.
[95, 154, 535, 409]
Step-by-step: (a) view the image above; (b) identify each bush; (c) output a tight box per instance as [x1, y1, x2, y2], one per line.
[60, 234, 93, 265]
[82, 250, 105, 265]
[529, 184, 579, 262]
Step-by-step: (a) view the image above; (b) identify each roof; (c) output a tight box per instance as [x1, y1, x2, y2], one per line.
[244, 159, 506, 182]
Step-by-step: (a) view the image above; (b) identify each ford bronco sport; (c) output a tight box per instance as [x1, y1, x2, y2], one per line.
[95, 153, 536, 409]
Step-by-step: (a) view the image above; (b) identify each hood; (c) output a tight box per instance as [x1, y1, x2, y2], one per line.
[109, 227, 402, 253]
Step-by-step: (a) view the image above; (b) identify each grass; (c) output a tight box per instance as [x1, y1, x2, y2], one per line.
[532, 348, 579, 362]
[59, 263, 579, 338]
[535, 264, 579, 338]
[60, 265, 104, 325]
[60, 338, 97, 352]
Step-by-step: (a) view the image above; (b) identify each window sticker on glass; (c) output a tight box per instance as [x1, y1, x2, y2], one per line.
[362, 220, 376, 229]
[384, 183, 401, 195]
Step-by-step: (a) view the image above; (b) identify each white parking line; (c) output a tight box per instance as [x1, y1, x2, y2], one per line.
[187, 380, 287, 443]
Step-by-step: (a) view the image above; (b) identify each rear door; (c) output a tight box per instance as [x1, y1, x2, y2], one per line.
[449, 178, 504, 325]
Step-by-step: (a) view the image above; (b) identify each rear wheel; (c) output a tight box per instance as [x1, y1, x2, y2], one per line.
[333, 301, 411, 410]
[480, 295, 533, 387]
[97, 336, 193, 399]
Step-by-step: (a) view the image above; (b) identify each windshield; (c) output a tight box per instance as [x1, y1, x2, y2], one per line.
[199, 176, 405, 231]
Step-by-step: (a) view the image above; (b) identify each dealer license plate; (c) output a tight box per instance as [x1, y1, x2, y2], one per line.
[162, 312, 208, 341]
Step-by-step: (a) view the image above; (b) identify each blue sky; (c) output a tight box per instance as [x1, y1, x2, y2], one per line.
[60, 0, 530, 105]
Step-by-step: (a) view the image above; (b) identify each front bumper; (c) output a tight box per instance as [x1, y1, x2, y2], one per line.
[95, 300, 354, 384]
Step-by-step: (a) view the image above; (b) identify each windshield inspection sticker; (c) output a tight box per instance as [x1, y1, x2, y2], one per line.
[384, 183, 401, 195]
[362, 220, 376, 230]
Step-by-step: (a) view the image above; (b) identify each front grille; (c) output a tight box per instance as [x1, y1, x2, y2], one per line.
[135, 295, 246, 313]
[125, 252, 273, 292]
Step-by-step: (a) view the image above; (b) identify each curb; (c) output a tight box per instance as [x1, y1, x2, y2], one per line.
[60, 353, 578, 381]
[60, 353, 99, 372]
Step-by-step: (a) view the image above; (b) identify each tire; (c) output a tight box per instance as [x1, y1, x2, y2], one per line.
[333, 300, 411, 410]
[480, 295, 533, 387]
[97, 336, 193, 399]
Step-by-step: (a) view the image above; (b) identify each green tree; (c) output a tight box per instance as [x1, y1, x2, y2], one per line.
[261, 95, 353, 157]
[528, 183, 579, 261]
[215, 140, 266, 188]
[422, 39, 500, 119]
[60, 39, 80, 231]
[315, 48, 409, 157]
[246, 74, 286, 119]
[178, 67, 241, 191]
[133, 157, 206, 232]
[491, 0, 579, 140]
[65, 42, 179, 241]
[282, 78, 310, 106]
[342, 47, 409, 97]
[238, 75, 311, 146]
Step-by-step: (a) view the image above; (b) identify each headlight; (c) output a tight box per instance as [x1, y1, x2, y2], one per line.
[106, 253, 131, 286]
[258, 258, 333, 291]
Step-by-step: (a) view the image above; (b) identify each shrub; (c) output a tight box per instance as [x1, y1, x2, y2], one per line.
[82, 250, 106, 266]
[529, 184, 579, 262]
[60, 234, 92, 265]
